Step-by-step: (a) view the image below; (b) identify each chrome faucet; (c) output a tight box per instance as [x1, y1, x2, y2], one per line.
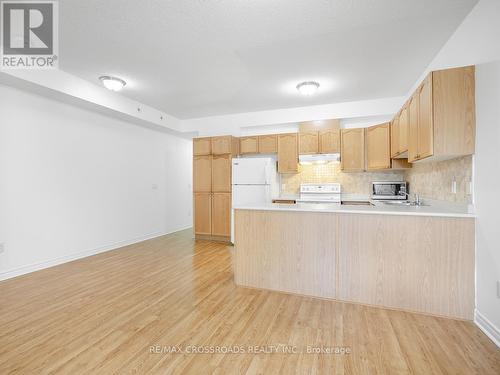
[399, 192, 423, 206]
[413, 194, 422, 206]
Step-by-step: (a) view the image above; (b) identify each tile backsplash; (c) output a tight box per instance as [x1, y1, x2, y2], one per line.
[404, 155, 473, 203]
[280, 155, 473, 204]
[280, 163, 404, 196]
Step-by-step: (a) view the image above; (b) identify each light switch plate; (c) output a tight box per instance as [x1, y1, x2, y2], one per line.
[497, 281, 500, 299]
[451, 180, 457, 194]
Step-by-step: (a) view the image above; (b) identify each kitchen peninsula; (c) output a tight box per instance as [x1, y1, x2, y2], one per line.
[233, 204, 475, 320]
[195, 65, 477, 321]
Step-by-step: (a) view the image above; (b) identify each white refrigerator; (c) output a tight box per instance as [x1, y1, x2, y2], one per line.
[231, 157, 279, 243]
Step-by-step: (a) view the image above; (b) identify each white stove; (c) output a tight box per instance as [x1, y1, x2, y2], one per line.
[296, 183, 341, 204]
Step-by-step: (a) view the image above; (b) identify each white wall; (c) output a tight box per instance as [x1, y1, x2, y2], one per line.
[0, 84, 192, 280]
[474, 61, 500, 343]
[407, 0, 500, 97]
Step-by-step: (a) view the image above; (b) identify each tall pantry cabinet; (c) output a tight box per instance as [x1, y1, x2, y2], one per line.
[193, 136, 238, 242]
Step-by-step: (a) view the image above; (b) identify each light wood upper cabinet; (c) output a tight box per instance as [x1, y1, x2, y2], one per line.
[319, 129, 340, 153]
[433, 66, 475, 157]
[366, 123, 391, 170]
[416, 74, 434, 161]
[211, 193, 231, 237]
[299, 132, 319, 154]
[194, 193, 212, 235]
[211, 136, 236, 155]
[398, 105, 409, 156]
[258, 134, 278, 153]
[193, 137, 211, 155]
[278, 133, 298, 173]
[240, 136, 259, 154]
[407, 66, 475, 163]
[193, 155, 212, 192]
[408, 94, 419, 162]
[341, 128, 365, 172]
[211, 154, 231, 192]
[391, 116, 399, 158]
[391, 105, 408, 158]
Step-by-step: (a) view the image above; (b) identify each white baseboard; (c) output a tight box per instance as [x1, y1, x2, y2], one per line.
[0, 225, 192, 282]
[475, 309, 500, 348]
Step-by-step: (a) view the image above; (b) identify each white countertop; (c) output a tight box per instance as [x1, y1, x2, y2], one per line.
[234, 199, 475, 218]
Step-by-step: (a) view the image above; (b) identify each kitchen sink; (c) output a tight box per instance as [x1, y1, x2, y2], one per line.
[379, 200, 428, 207]
[341, 201, 374, 206]
[380, 200, 412, 206]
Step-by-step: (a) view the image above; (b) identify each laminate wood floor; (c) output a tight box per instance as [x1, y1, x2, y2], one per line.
[0, 229, 499, 374]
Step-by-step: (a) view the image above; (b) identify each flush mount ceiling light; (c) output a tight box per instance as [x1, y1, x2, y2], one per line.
[296, 81, 320, 96]
[99, 76, 126, 91]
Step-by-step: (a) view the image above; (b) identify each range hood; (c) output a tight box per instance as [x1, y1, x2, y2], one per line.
[299, 153, 340, 165]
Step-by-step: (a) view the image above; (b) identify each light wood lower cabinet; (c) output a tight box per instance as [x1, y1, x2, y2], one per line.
[194, 193, 231, 238]
[211, 154, 231, 192]
[341, 128, 365, 172]
[277, 133, 298, 173]
[235, 210, 337, 299]
[234, 209, 475, 320]
[211, 193, 231, 237]
[366, 123, 391, 170]
[299, 132, 319, 154]
[258, 134, 277, 153]
[337, 213, 474, 320]
[193, 155, 212, 192]
[193, 193, 212, 236]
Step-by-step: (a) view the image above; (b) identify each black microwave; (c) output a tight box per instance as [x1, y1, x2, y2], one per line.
[371, 181, 408, 200]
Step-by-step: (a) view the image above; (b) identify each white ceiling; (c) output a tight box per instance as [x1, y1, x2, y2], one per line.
[59, 0, 478, 119]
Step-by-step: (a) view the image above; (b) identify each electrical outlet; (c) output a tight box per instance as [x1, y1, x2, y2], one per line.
[451, 180, 457, 194]
[0, 243, 4, 254]
[467, 181, 473, 196]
